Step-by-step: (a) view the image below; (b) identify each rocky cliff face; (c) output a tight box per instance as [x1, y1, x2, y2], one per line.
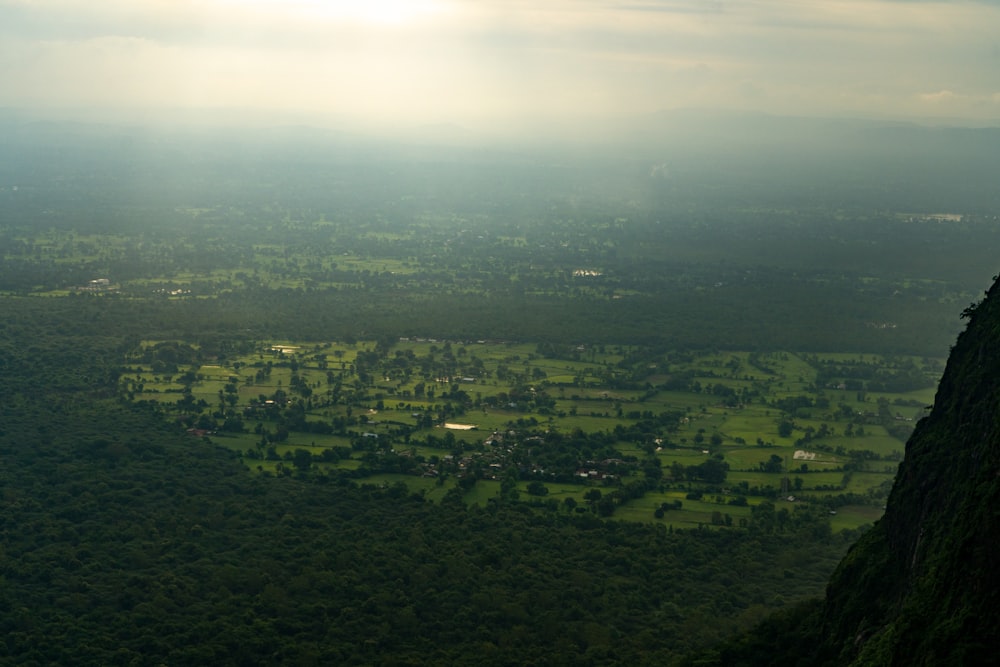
[693, 275, 1000, 667]
[818, 274, 1000, 665]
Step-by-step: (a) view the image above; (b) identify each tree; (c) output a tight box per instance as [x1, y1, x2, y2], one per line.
[761, 454, 783, 473]
[292, 448, 313, 471]
[642, 457, 663, 481]
[526, 480, 549, 496]
[696, 458, 729, 485]
[597, 496, 616, 517]
[500, 469, 520, 502]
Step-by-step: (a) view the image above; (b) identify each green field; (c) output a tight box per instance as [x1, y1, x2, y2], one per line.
[121, 338, 940, 532]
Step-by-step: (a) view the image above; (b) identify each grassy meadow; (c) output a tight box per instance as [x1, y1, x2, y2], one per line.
[122, 339, 941, 532]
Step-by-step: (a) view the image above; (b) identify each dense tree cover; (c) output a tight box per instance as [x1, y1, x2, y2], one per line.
[2, 118, 997, 664]
[0, 315, 853, 666]
[119, 330, 926, 526]
[4, 122, 999, 357]
[0, 242, 973, 355]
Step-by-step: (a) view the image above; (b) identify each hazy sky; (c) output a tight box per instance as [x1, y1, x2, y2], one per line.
[1, 0, 999, 129]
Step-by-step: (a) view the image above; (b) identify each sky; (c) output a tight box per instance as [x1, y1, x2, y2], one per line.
[1, 0, 999, 131]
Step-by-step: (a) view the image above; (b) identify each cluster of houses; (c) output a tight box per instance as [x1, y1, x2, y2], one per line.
[386, 424, 635, 485]
[76, 277, 114, 292]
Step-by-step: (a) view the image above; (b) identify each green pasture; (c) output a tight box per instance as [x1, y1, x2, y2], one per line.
[554, 399, 621, 417]
[336, 256, 419, 275]
[213, 432, 261, 452]
[844, 472, 896, 494]
[363, 474, 456, 502]
[718, 412, 785, 444]
[789, 472, 850, 493]
[829, 505, 884, 532]
[821, 434, 905, 457]
[125, 338, 937, 527]
[890, 387, 938, 406]
[644, 390, 714, 411]
[547, 411, 617, 432]
[217, 430, 355, 456]
[619, 493, 756, 528]
[430, 426, 488, 446]
[520, 481, 590, 502]
[463, 480, 501, 506]
[658, 445, 719, 461]
[612, 441, 647, 459]
[725, 472, 783, 492]
[688, 351, 744, 371]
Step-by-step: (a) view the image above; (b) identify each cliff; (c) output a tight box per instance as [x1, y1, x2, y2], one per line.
[818, 274, 1000, 665]
[697, 273, 1000, 666]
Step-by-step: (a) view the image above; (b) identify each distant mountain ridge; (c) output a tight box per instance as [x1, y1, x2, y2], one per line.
[3, 109, 999, 215]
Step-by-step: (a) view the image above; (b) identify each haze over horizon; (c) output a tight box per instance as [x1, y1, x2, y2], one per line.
[1, 0, 999, 135]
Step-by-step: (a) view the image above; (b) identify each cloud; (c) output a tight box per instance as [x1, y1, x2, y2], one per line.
[919, 90, 958, 103]
[1, 0, 998, 126]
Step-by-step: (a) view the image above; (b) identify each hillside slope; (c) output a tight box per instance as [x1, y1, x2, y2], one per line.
[819, 273, 1000, 665]
[698, 273, 1000, 666]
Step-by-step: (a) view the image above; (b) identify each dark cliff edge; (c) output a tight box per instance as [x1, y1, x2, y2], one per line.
[689, 273, 1000, 667]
